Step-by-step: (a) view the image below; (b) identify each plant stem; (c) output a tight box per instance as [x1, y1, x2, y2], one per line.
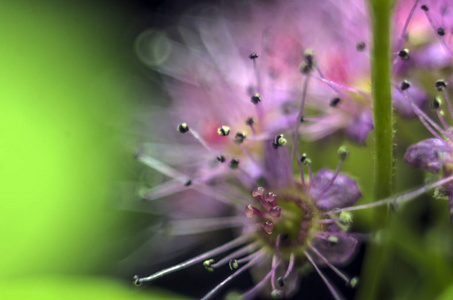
[357, 0, 393, 299]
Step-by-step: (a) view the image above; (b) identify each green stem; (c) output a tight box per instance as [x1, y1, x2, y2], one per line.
[357, 0, 393, 299]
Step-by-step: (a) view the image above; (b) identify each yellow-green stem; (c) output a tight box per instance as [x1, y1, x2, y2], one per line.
[357, 0, 394, 299]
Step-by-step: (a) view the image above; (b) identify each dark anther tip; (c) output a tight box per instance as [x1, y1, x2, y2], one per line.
[184, 180, 192, 186]
[249, 53, 258, 60]
[421, 5, 429, 11]
[177, 123, 189, 133]
[437, 27, 446, 36]
[217, 155, 226, 163]
[330, 97, 341, 107]
[400, 80, 411, 91]
[356, 41, 366, 51]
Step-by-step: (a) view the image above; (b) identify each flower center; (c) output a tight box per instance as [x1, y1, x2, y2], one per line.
[246, 186, 323, 259]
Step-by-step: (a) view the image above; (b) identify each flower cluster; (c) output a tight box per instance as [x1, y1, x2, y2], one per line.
[129, 0, 453, 299]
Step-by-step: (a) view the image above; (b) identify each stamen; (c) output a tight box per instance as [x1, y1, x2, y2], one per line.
[210, 243, 259, 269]
[249, 53, 261, 94]
[240, 257, 282, 300]
[304, 251, 345, 300]
[279, 252, 295, 286]
[245, 117, 256, 136]
[309, 245, 357, 287]
[133, 234, 251, 285]
[185, 126, 215, 153]
[136, 154, 188, 184]
[421, 5, 453, 56]
[290, 74, 310, 162]
[431, 98, 450, 130]
[200, 251, 264, 300]
[398, 85, 447, 139]
[316, 147, 349, 197]
[322, 174, 453, 214]
[395, 0, 419, 55]
[217, 155, 226, 163]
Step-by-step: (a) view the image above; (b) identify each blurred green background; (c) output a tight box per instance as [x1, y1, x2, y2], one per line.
[0, 1, 180, 299]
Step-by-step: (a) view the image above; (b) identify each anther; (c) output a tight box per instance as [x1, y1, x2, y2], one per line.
[245, 117, 255, 126]
[272, 134, 287, 149]
[133, 275, 142, 287]
[234, 132, 246, 143]
[302, 157, 312, 166]
[203, 259, 215, 272]
[251, 93, 261, 104]
[271, 289, 284, 299]
[356, 41, 366, 51]
[263, 220, 274, 234]
[217, 126, 231, 136]
[249, 53, 258, 60]
[229, 259, 239, 270]
[329, 97, 341, 107]
[348, 277, 359, 288]
[184, 180, 192, 186]
[435, 79, 448, 91]
[277, 277, 286, 287]
[177, 122, 189, 133]
[339, 211, 353, 224]
[229, 158, 240, 169]
[431, 97, 442, 109]
[437, 27, 446, 36]
[328, 235, 339, 247]
[300, 153, 307, 162]
[300, 116, 305, 123]
[337, 146, 350, 161]
[400, 80, 411, 91]
[398, 48, 410, 60]
[299, 49, 315, 74]
[217, 155, 226, 163]
[421, 5, 428, 11]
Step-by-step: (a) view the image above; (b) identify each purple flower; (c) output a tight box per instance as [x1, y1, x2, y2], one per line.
[133, 139, 363, 299]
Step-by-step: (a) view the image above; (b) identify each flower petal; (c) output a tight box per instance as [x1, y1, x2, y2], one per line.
[345, 110, 374, 145]
[311, 233, 359, 266]
[404, 138, 451, 174]
[311, 168, 362, 210]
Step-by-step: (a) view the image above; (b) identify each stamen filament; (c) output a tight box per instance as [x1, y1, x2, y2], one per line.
[393, 0, 419, 66]
[323, 174, 453, 214]
[442, 90, 453, 121]
[422, 8, 453, 56]
[304, 251, 345, 300]
[309, 245, 353, 285]
[290, 74, 310, 161]
[136, 154, 188, 183]
[135, 234, 251, 284]
[240, 257, 282, 300]
[210, 243, 260, 269]
[189, 128, 215, 153]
